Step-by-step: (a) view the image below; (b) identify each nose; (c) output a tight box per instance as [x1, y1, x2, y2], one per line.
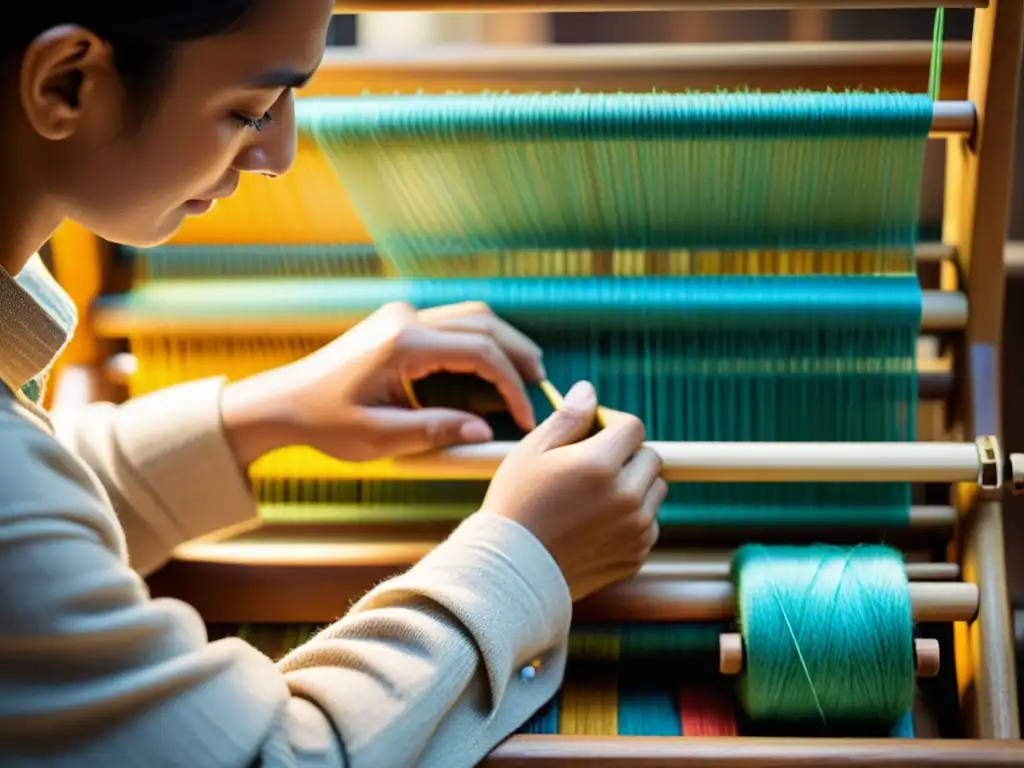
[232, 94, 297, 178]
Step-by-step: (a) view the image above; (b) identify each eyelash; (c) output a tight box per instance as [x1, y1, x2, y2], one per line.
[234, 112, 274, 131]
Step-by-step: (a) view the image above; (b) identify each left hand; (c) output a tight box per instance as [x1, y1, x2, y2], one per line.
[220, 301, 546, 466]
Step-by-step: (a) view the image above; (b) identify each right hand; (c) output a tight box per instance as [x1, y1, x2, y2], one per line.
[481, 380, 666, 601]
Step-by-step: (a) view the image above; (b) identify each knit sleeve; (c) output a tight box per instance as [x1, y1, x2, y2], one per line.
[51, 376, 258, 576]
[0, 399, 572, 767]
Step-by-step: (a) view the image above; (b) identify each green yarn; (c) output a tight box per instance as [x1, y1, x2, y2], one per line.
[928, 9, 947, 102]
[299, 91, 931, 274]
[732, 544, 916, 724]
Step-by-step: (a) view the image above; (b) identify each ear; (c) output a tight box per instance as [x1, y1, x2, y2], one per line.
[18, 25, 113, 142]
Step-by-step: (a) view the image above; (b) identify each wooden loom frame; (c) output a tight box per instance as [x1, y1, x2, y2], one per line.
[45, 1, 1024, 764]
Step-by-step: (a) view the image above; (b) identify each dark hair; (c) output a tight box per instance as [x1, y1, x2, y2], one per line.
[1, 3, 259, 109]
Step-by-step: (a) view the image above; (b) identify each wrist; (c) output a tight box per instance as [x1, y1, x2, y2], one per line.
[220, 372, 301, 470]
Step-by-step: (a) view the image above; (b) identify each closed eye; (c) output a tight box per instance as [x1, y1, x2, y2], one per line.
[234, 112, 274, 131]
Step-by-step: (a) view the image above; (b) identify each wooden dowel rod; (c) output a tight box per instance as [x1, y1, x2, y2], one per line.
[915, 242, 958, 262]
[91, 289, 967, 337]
[579, 580, 979, 623]
[104, 351, 954, 400]
[297, 99, 975, 137]
[931, 101, 977, 137]
[376, 440, 989, 484]
[907, 505, 958, 527]
[637, 556, 958, 581]
[302, 42, 972, 101]
[136, 240, 959, 262]
[169, 535, 961, 578]
[241, 443, 987, 484]
[337, 1, 987, 11]
[484, 736, 1024, 766]
[718, 634, 942, 677]
[238, 444, 986, 484]
[922, 290, 969, 331]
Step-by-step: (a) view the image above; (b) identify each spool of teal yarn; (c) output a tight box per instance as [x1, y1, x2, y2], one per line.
[732, 544, 916, 724]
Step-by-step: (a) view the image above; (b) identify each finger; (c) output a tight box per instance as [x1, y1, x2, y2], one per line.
[637, 482, 665, 551]
[573, 409, 647, 467]
[621, 479, 666, 558]
[618, 447, 665, 503]
[359, 406, 494, 457]
[640, 479, 669, 528]
[520, 380, 598, 454]
[419, 303, 545, 382]
[398, 326, 535, 430]
[612, 520, 659, 575]
[646, 519, 661, 551]
[617, 498, 663, 571]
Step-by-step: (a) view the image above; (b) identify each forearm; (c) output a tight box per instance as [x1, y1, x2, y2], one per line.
[220, 365, 304, 470]
[51, 377, 257, 575]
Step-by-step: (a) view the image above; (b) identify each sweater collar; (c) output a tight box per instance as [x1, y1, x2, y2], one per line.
[0, 255, 76, 397]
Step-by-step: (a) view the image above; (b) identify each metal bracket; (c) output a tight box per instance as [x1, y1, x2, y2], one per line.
[975, 435, 1001, 490]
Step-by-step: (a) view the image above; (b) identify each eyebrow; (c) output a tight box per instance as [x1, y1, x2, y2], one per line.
[245, 67, 316, 89]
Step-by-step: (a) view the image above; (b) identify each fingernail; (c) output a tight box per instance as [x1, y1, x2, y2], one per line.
[536, 361, 547, 379]
[563, 381, 595, 409]
[460, 420, 493, 443]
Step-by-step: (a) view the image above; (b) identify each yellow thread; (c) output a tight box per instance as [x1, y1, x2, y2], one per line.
[401, 375, 422, 410]
[538, 379, 611, 429]
[558, 675, 618, 736]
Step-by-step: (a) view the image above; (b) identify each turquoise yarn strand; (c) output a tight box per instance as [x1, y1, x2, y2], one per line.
[299, 91, 931, 273]
[732, 545, 916, 724]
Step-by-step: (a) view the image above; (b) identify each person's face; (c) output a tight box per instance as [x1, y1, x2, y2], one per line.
[15, 1, 334, 246]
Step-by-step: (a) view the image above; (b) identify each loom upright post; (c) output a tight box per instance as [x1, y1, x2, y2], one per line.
[943, 0, 1024, 741]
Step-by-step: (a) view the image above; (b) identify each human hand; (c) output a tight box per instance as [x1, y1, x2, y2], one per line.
[220, 301, 546, 467]
[481, 380, 666, 601]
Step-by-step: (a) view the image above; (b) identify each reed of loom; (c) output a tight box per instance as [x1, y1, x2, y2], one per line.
[43, 0, 1024, 765]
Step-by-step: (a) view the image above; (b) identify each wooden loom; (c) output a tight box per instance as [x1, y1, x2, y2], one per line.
[45, 1, 1024, 764]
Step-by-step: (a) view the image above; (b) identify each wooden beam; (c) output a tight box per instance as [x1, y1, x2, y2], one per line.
[298, 41, 971, 99]
[337, 1, 986, 11]
[942, 0, 1024, 741]
[482, 737, 1024, 766]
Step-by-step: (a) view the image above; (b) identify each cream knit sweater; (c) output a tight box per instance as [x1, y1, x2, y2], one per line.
[0, 258, 572, 767]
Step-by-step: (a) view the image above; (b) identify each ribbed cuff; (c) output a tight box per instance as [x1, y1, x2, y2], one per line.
[354, 513, 572, 709]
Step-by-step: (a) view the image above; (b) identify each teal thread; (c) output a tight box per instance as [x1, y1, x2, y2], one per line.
[732, 545, 917, 724]
[103, 275, 923, 331]
[102, 274, 919, 527]
[299, 91, 931, 270]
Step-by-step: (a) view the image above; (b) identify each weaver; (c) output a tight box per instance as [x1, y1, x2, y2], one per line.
[58, 0, 1024, 763]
